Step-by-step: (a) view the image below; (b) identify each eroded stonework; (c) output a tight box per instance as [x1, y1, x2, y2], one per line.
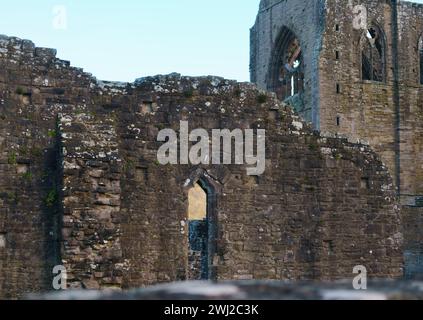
[251, 0, 423, 202]
[251, 0, 423, 280]
[0, 34, 406, 298]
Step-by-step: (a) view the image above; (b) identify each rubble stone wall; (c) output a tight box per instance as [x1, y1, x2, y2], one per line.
[251, 0, 423, 283]
[251, 0, 423, 203]
[0, 34, 404, 298]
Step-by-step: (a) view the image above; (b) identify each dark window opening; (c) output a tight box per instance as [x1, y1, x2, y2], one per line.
[336, 116, 341, 127]
[361, 177, 370, 189]
[269, 27, 304, 112]
[324, 240, 335, 255]
[336, 84, 340, 94]
[141, 101, 153, 114]
[335, 24, 340, 32]
[361, 26, 386, 82]
[335, 51, 339, 60]
[278, 38, 303, 98]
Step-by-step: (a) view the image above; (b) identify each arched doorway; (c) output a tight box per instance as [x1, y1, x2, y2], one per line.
[188, 182, 208, 280]
[187, 176, 218, 280]
[268, 27, 304, 111]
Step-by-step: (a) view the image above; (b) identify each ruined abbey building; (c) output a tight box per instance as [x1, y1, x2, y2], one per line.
[251, 0, 423, 277]
[251, 0, 423, 205]
[0, 0, 420, 299]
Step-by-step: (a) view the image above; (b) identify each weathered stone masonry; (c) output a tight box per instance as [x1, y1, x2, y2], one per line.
[0, 34, 405, 298]
[251, 0, 423, 278]
[251, 0, 423, 202]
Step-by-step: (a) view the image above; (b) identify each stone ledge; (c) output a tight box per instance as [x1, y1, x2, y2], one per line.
[29, 280, 423, 300]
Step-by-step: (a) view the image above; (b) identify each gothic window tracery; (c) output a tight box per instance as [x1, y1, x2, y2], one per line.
[269, 27, 304, 111]
[361, 25, 386, 82]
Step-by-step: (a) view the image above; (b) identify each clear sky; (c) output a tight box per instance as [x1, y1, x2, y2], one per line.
[0, 0, 259, 82]
[0, 0, 422, 83]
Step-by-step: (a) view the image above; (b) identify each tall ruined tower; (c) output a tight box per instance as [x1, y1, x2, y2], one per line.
[251, 0, 423, 208]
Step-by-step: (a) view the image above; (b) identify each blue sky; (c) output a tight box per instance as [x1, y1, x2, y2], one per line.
[0, 0, 259, 82]
[0, 0, 422, 82]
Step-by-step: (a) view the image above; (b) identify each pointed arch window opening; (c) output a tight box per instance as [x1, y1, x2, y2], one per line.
[277, 38, 304, 100]
[268, 27, 305, 112]
[187, 178, 218, 281]
[362, 26, 386, 82]
[188, 182, 208, 280]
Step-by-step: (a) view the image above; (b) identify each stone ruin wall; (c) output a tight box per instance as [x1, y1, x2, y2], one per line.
[0, 35, 404, 298]
[250, 0, 325, 125]
[318, 0, 423, 278]
[251, 0, 423, 281]
[319, 0, 423, 205]
[251, 0, 423, 202]
[0, 35, 93, 298]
